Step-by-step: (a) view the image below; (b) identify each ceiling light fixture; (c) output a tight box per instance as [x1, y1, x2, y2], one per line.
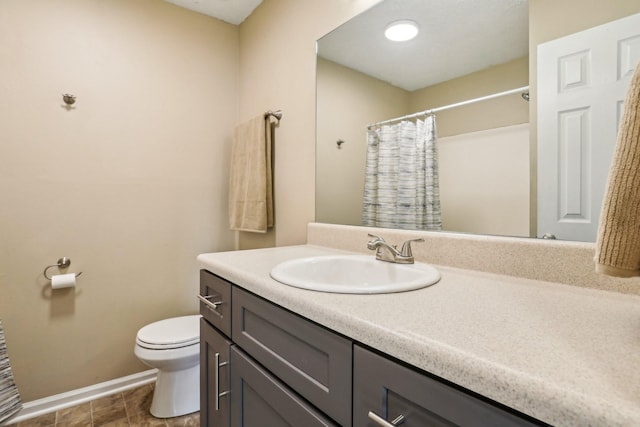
[384, 20, 419, 42]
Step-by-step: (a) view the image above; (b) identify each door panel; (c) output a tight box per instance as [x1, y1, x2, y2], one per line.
[230, 347, 337, 427]
[537, 13, 640, 241]
[232, 287, 352, 426]
[200, 318, 232, 427]
[199, 270, 232, 337]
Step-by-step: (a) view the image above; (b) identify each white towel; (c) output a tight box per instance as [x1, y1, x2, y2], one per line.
[595, 62, 640, 277]
[228, 114, 274, 233]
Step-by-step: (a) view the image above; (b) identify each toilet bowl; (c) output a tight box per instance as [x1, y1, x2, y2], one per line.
[134, 315, 201, 418]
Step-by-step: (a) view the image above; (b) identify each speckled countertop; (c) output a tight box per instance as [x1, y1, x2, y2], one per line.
[197, 244, 640, 427]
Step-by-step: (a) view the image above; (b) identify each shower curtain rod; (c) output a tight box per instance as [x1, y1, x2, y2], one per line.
[367, 85, 529, 128]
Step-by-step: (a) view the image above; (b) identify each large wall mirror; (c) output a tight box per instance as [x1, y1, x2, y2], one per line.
[316, 0, 640, 242]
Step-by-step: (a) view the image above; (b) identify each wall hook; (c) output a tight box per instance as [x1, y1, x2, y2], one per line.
[62, 93, 76, 105]
[336, 139, 345, 149]
[43, 257, 82, 280]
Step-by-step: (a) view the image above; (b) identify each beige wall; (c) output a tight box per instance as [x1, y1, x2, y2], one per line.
[316, 58, 408, 226]
[236, 0, 381, 249]
[0, 0, 382, 402]
[411, 57, 529, 137]
[0, 0, 238, 401]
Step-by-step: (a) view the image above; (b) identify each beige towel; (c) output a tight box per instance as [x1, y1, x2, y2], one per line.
[595, 62, 640, 277]
[228, 114, 274, 233]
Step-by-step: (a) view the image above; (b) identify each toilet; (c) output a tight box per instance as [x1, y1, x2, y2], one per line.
[134, 315, 201, 418]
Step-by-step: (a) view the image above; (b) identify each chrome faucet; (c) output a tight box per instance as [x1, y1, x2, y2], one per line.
[367, 234, 424, 264]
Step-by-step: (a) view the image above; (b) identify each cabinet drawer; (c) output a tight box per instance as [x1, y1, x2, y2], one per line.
[200, 319, 232, 427]
[199, 270, 232, 337]
[232, 287, 352, 427]
[354, 345, 541, 427]
[230, 347, 337, 427]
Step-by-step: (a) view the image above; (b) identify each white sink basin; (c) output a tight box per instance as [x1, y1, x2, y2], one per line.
[270, 255, 440, 294]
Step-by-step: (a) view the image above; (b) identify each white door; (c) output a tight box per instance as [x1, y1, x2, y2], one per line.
[537, 13, 640, 242]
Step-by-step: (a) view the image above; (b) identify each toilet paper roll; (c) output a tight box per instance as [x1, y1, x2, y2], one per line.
[51, 273, 76, 289]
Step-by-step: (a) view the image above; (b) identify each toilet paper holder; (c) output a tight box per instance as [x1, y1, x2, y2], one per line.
[43, 257, 83, 281]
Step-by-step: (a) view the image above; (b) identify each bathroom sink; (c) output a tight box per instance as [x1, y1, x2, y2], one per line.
[270, 255, 440, 294]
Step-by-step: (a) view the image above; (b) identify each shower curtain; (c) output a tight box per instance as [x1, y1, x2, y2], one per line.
[362, 115, 442, 230]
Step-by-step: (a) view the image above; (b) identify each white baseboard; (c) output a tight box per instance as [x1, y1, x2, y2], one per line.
[4, 369, 157, 425]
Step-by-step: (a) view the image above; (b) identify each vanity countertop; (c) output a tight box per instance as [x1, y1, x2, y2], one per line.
[197, 244, 640, 427]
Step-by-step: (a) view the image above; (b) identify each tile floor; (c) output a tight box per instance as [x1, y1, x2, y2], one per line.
[10, 383, 199, 427]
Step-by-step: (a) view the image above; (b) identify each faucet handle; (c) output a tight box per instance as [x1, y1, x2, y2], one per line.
[367, 233, 385, 250]
[400, 238, 424, 257]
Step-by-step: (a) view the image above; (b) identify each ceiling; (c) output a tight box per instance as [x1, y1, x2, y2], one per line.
[163, 0, 529, 92]
[164, 0, 263, 25]
[317, 0, 529, 91]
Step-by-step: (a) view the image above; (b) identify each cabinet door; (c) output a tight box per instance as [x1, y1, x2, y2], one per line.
[353, 345, 541, 427]
[230, 347, 338, 427]
[232, 287, 352, 426]
[200, 318, 232, 427]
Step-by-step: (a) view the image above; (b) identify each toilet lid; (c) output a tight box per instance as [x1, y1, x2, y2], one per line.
[136, 315, 201, 350]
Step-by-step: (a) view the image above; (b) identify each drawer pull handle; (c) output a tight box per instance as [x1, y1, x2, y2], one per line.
[214, 352, 230, 411]
[368, 411, 406, 427]
[198, 294, 224, 316]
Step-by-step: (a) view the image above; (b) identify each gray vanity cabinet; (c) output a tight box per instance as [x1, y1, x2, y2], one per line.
[200, 270, 350, 427]
[200, 269, 542, 427]
[353, 345, 540, 427]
